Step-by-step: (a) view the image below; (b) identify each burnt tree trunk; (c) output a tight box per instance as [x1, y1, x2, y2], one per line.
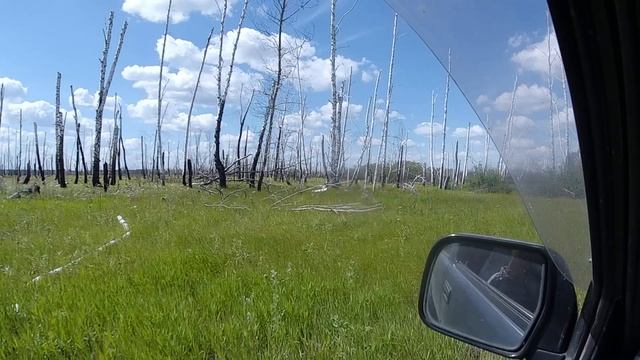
[103, 162, 109, 192]
[34, 122, 45, 181]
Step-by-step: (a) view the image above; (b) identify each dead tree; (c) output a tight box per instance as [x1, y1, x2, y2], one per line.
[321, 134, 329, 183]
[236, 88, 255, 180]
[429, 91, 437, 185]
[54, 73, 67, 188]
[103, 162, 108, 192]
[92, 12, 128, 187]
[562, 71, 570, 163]
[350, 96, 372, 185]
[183, 26, 214, 186]
[110, 125, 119, 186]
[33, 123, 44, 181]
[141, 136, 146, 179]
[187, 158, 193, 187]
[250, 0, 303, 190]
[213, 0, 250, 188]
[439, 49, 452, 189]
[547, 11, 556, 171]
[462, 122, 470, 186]
[453, 140, 459, 187]
[328, 0, 341, 184]
[156, 0, 172, 186]
[484, 115, 490, 173]
[338, 68, 353, 176]
[364, 72, 381, 188]
[70, 85, 88, 184]
[17, 109, 23, 183]
[500, 76, 518, 177]
[118, 106, 131, 180]
[373, 13, 398, 191]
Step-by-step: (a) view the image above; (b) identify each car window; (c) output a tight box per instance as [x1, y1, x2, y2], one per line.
[0, 0, 585, 358]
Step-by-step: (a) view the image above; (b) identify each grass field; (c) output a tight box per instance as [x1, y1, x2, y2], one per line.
[0, 178, 538, 359]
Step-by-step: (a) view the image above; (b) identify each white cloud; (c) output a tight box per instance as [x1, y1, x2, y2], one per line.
[414, 121, 444, 136]
[507, 33, 530, 48]
[0, 77, 28, 101]
[306, 101, 363, 129]
[453, 124, 485, 138]
[511, 33, 563, 78]
[512, 115, 535, 129]
[493, 83, 550, 114]
[122, 0, 237, 24]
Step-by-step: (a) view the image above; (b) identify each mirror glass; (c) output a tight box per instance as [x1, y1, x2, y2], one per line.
[423, 240, 545, 350]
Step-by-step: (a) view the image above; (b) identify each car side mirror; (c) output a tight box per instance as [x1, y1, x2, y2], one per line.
[418, 234, 578, 359]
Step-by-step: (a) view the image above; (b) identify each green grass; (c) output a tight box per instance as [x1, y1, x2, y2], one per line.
[0, 178, 537, 359]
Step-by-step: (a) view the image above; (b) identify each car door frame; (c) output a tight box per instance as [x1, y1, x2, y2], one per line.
[548, 0, 640, 358]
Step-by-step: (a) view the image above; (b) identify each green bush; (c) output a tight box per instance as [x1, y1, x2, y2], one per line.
[464, 168, 515, 193]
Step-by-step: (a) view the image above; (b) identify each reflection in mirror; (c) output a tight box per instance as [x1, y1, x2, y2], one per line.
[424, 241, 545, 351]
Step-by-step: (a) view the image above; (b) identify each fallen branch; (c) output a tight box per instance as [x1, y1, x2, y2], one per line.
[288, 203, 382, 213]
[30, 215, 130, 284]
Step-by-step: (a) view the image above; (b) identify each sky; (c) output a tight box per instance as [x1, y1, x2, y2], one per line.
[0, 0, 574, 174]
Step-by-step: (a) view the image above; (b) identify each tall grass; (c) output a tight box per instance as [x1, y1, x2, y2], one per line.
[0, 180, 537, 358]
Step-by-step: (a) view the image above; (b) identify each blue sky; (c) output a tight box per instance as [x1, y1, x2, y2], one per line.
[0, 0, 572, 173]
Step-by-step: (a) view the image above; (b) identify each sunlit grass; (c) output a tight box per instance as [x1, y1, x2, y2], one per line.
[0, 178, 537, 359]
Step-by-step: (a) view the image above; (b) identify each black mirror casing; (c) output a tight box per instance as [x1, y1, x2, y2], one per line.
[418, 234, 578, 359]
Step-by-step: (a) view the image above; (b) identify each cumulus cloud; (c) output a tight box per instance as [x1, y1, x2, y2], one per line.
[493, 83, 550, 114]
[122, 27, 367, 124]
[0, 77, 28, 101]
[511, 33, 563, 78]
[305, 101, 363, 129]
[414, 121, 445, 136]
[122, 0, 238, 23]
[453, 124, 485, 138]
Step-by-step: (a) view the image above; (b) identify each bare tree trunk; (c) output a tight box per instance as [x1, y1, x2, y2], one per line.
[395, 143, 403, 188]
[294, 48, 308, 183]
[373, 13, 398, 191]
[364, 72, 381, 188]
[182, 27, 214, 187]
[141, 136, 146, 179]
[70, 85, 87, 184]
[429, 91, 437, 185]
[453, 140, 459, 187]
[462, 122, 470, 186]
[33, 123, 44, 181]
[103, 162, 108, 192]
[321, 134, 329, 183]
[484, 115, 490, 173]
[54, 73, 67, 188]
[17, 109, 22, 183]
[236, 88, 254, 178]
[252, 0, 292, 191]
[328, 0, 340, 184]
[109, 126, 119, 186]
[500, 76, 518, 177]
[250, 82, 274, 187]
[92, 13, 127, 187]
[187, 158, 193, 187]
[119, 109, 131, 180]
[439, 49, 451, 189]
[156, 1, 172, 186]
[214, 0, 250, 188]
[351, 96, 372, 186]
[338, 67, 353, 177]
[562, 70, 569, 164]
[151, 129, 158, 181]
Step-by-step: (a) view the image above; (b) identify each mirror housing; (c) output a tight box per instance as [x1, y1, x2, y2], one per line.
[418, 234, 577, 359]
